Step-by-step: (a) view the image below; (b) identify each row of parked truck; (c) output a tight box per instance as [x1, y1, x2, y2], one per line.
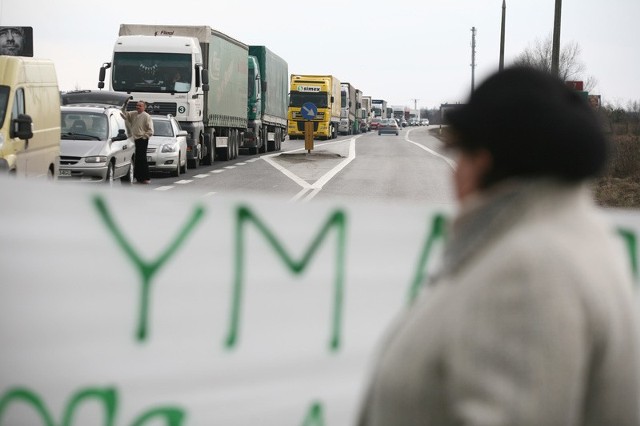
[0, 23, 396, 178]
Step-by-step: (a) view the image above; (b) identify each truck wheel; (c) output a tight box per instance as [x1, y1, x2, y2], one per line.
[260, 128, 268, 153]
[267, 129, 276, 152]
[202, 131, 213, 165]
[189, 144, 201, 168]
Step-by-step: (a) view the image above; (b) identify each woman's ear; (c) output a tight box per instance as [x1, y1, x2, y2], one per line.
[454, 149, 493, 201]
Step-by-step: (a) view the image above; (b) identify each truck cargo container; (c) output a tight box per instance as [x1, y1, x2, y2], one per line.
[360, 95, 372, 132]
[99, 24, 248, 167]
[339, 82, 358, 135]
[288, 75, 341, 140]
[243, 45, 288, 154]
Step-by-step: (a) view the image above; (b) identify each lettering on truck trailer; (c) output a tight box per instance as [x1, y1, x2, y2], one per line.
[296, 86, 321, 92]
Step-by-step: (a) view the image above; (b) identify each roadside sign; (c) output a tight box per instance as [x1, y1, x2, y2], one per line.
[304, 121, 314, 152]
[301, 102, 317, 120]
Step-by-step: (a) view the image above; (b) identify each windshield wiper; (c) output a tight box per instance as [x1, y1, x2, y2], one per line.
[61, 132, 102, 140]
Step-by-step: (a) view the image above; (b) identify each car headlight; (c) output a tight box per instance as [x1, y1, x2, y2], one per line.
[161, 144, 178, 153]
[85, 156, 108, 163]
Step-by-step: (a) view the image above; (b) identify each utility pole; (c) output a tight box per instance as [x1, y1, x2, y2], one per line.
[551, 0, 562, 75]
[471, 27, 477, 93]
[499, 0, 506, 71]
[411, 98, 419, 118]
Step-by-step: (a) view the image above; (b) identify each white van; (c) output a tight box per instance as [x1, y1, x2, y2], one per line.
[0, 56, 61, 178]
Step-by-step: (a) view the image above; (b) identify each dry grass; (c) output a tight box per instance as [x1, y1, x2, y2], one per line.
[429, 127, 640, 209]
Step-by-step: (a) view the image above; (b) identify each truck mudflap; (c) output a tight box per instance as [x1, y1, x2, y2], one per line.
[179, 121, 204, 168]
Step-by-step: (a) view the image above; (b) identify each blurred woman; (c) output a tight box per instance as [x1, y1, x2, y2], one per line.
[357, 67, 640, 426]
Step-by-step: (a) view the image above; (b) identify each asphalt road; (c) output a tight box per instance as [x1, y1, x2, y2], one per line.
[141, 126, 457, 207]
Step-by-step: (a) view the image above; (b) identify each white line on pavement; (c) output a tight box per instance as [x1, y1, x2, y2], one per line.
[155, 186, 174, 191]
[175, 179, 193, 184]
[194, 174, 210, 179]
[405, 129, 457, 170]
[262, 136, 361, 202]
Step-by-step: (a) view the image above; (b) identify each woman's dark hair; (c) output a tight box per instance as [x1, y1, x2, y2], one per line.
[447, 66, 609, 187]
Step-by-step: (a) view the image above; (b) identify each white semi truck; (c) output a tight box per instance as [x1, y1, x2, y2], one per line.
[99, 24, 248, 167]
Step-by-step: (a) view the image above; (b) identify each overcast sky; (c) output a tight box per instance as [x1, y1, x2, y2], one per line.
[1, 0, 638, 109]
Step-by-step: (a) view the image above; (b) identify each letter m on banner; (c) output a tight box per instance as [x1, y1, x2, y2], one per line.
[225, 205, 347, 352]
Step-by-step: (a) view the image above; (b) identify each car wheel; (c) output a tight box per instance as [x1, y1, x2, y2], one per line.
[120, 160, 134, 184]
[180, 154, 187, 173]
[105, 162, 115, 186]
[172, 155, 180, 177]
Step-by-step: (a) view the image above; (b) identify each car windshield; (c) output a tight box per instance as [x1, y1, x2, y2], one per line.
[152, 120, 174, 137]
[61, 111, 107, 140]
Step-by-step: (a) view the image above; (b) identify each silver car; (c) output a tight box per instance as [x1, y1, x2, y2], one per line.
[147, 115, 188, 177]
[59, 91, 135, 184]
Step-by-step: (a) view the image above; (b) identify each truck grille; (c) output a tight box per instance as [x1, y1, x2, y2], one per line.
[297, 122, 318, 131]
[127, 102, 177, 116]
[292, 111, 325, 120]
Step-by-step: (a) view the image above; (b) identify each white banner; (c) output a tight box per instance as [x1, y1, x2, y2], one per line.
[0, 179, 638, 425]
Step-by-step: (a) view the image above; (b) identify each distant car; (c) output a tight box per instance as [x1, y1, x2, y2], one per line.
[147, 115, 188, 177]
[378, 118, 400, 136]
[401, 118, 408, 128]
[359, 120, 369, 133]
[421, 118, 430, 126]
[370, 117, 383, 130]
[59, 90, 135, 184]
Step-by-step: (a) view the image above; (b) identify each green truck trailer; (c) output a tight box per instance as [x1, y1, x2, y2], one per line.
[243, 46, 288, 154]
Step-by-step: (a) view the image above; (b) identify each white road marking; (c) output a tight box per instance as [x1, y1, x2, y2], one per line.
[224, 166, 236, 169]
[155, 186, 174, 191]
[194, 174, 210, 179]
[175, 179, 193, 184]
[405, 128, 457, 169]
[210, 170, 224, 174]
[263, 136, 361, 202]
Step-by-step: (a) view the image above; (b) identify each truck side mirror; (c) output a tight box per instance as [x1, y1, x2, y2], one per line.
[98, 62, 111, 90]
[11, 114, 33, 140]
[200, 67, 209, 92]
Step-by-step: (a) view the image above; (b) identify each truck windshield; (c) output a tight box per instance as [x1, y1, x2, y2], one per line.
[112, 52, 192, 93]
[0, 86, 8, 128]
[289, 92, 328, 108]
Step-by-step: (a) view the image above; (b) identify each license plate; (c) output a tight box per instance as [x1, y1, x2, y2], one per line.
[59, 169, 71, 176]
[147, 156, 152, 162]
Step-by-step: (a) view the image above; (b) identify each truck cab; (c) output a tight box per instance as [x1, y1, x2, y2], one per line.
[99, 35, 208, 167]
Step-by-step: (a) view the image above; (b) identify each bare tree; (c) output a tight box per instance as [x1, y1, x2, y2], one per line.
[513, 34, 597, 91]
